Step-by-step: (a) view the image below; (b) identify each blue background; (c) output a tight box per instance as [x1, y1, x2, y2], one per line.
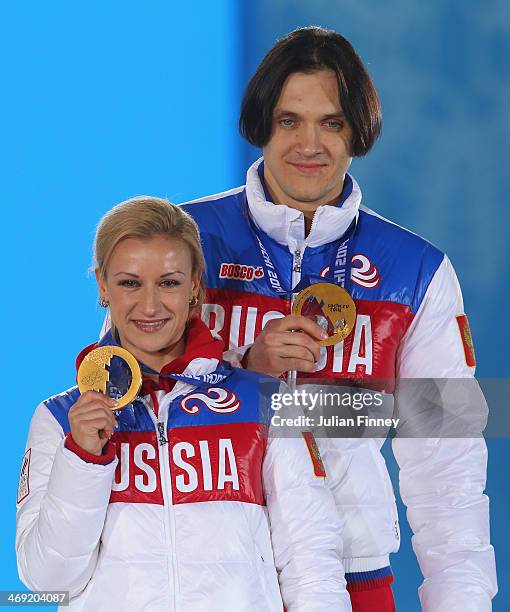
[4, 1, 508, 609]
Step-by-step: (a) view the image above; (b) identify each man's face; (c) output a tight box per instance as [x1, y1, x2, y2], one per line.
[262, 70, 353, 214]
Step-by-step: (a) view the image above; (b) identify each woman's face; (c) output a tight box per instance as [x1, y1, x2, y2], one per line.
[97, 235, 200, 371]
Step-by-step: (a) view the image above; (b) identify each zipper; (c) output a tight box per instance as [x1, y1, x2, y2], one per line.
[291, 245, 304, 290]
[309, 208, 322, 237]
[142, 392, 182, 612]
[157, 422, 168, 446]
[293, 248, 302, 273]
[288, 245, 305, 390]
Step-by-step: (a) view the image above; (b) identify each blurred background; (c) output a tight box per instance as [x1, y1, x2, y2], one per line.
[3, 0, 508, 609]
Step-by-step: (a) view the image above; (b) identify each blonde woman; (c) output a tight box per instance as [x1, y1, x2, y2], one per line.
[16, 197, 350, 611]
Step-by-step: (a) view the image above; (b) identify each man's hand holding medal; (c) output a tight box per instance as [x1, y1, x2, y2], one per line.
[245, 282, 356, 378]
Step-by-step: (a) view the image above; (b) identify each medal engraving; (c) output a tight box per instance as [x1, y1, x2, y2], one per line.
[77, 346, 142, 409]
[292, 282, 356, 346]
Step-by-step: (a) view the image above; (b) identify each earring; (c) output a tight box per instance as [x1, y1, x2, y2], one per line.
[189, 296, 198, 307]
[98, 297, 109, 308]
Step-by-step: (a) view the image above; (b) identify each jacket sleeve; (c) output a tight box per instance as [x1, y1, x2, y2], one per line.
[392, 255, 497, 610]
[263, 383, 352, 611]
[222, 344, 252, 368]
[16, 402, 117, 596]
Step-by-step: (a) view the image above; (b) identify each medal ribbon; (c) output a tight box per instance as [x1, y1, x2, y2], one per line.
[139, 362, 235, 389]
[112, 360, 236, 427]
[244, 196, 358, 296]
[97, 330, 236, 408]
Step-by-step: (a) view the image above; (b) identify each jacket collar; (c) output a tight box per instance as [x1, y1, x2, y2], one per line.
[76, 317, 225, 392]
[245, 157, 362, 249]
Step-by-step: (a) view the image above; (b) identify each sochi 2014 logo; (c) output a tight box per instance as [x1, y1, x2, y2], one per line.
[320, 254, 381, 288]
[219, 263, 264, 282]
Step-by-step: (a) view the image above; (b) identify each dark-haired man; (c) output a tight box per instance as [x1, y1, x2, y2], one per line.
[182, 27, 496, 611]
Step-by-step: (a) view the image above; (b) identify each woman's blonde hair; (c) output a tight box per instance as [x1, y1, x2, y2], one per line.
[94, 196, 206, 316]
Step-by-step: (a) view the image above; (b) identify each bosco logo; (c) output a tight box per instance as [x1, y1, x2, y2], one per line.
[181, 388, 240, 415]
[219, 263, 264, 282]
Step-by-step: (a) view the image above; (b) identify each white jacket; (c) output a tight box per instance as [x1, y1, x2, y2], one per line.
[16, 329, 351, 611]
[181, 158, 497, 609]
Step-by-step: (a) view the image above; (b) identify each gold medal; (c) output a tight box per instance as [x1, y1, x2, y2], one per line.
[77, 346, 142, 409]
[292, 282, 356, 346]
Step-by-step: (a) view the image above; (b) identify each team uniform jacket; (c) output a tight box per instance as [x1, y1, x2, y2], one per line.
[16, 318, 351, 611]
[182, 158, 497, 610]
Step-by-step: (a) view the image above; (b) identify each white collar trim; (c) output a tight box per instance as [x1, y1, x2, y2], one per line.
[245, 157, 362, 249]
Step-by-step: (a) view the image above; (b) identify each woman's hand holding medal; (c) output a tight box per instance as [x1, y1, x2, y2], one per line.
[68, 391, 118, 456]
[245, 314, 328, 377]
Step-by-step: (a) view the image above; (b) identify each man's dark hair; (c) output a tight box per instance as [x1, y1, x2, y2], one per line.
[239, 26, 382, 157]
